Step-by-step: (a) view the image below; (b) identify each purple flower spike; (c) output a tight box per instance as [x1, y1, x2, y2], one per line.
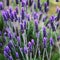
[50, 16, 56, 31]
[4, 46, 10, 53]
[43, 27, 47, 37]
[34, 19, 39, 33]
[10, 11, 14, 21]
[2, 11, 8, 21]
[26, 14, 30, 21]
[23, 20, 26, 30]
[22, 0, 26, 7]
[0, 43, 3, 47]
[15, 6, 18, 14]
[4, 51, 9, 58]
[9, 56, 13, 60]
[17, 36, 20, 43]
[0, 31, 2, 36]
[31, 39, 35, 45]
[21, 7, 25, 20]
[43, 37, 47, 48]
[47, 0, 49, 6]
[24, 47, 28, 54]
[34, 12, 39, 19]
[50, 37, 54, 46]
[57, 36, 60, 41]
[44, 2, 48, 13]
[8, 40, 13, 49]
[28, 41, 32, 48]
[9, 6, 13, 13]
[0, 2, 3, 10]
[20, 23, 24, 33]
[16, 52, 19, 58]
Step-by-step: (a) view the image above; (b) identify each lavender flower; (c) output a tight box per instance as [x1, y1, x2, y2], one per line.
[21, 7, 25, 20]
[15, 6, 18, 14]
[4, 51, 9, 58]
[50, 37, 54, 46]
[0, 43, 3, 47]
[20, 23, 24, 33]
[0, 2, 3, 10]
[26, 14, 30, 21]
[43, 27, 47, 37]
[28, 41, 32, 48]
[34, 19, 39, 32]
[10, 11, 14, 21]
[44, 2, 48, 13]
[15, 52, 19, 58]
[0, 31, 2, 36]
[9, 56, 13, 60]
[4, 46, 10, 53]
[56, 9, 60, 21]
[17, 36, 20, 45]
[34, 12, 39, 19]
[57, 36, 60, 41]
[22, 0, 26, 7]
[31, 39, 35, 45]
[43, 37, 47, 48]
[24, 46, 28, 54]
[23, 20, 26, 30]
[9, 6, 13, 13]
[49, 16, 56, 31]
[2, 11, 8, 21]
[47, 0, 49, 6]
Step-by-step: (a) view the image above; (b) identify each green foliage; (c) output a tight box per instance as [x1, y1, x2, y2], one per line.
[0, 13, 4, 31]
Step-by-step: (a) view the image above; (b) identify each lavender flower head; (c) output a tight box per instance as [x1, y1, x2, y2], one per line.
[50, 37, 54, 46]
[20, 23, 24, 33]
[22, 0, 26, 7]
[0, 31, 2, 36]
[31, 39, 35, 45]
[24, 46, 28, 54]
[9, 56, 13, 60]
[4, 46, 10, 53]
[15, 52, 19, 58]
[43, 27, 47, 37]
[43, 37, 47, 48]
[34, 19, 39, 33]
[15, 6, 18, 14]
[57, 36, 60, 41]
[0, 2, 3, 10]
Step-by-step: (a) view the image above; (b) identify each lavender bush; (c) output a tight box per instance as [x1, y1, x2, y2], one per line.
[0, 0, 60, 60]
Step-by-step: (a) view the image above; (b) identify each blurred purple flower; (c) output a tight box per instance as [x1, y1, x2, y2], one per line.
[23, 20, 26, 30]
[43, 27, 47, 37]
[43, 37, 47, 48]
[34, 19, 39, 32]
[22, 0, 26, 7]
[15, 52, 19, 58]
[24, 46, 28, 54]
[15, 6, 18, 14]
[9, 56, 13, 60]
[31, 39, 35, 45]
[4, 51, 9, 58]
[0, 31, 2, 36]
[0, 2, 3, 10]
[20, 23, 24, 33]
[4, 46, 10, 53]
[57, 36, 60, 41]
[50, 37, 54, 46]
